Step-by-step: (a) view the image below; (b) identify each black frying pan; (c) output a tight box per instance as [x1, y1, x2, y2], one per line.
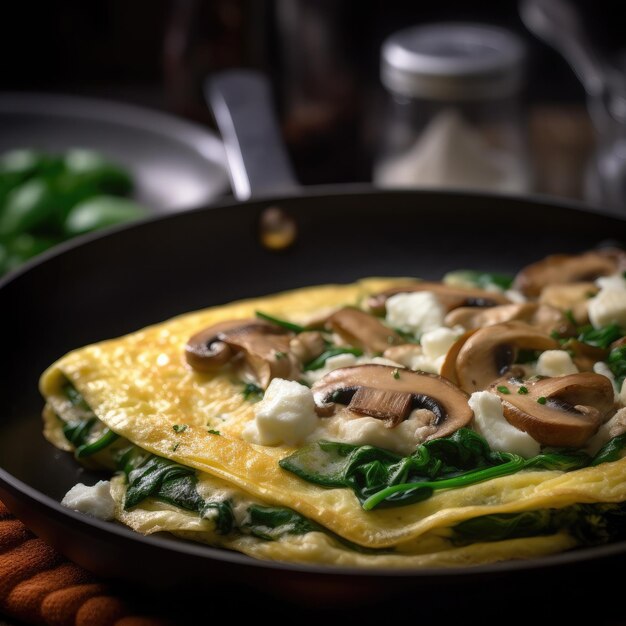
[1, 72, 625, 623]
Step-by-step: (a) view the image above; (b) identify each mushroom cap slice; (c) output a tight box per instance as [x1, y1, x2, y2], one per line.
[289, 331, 326, 363]
[443, 321, 559, 393]
[311, 364, 473, 437]
[444, 302, 574, 336]
[513, 249, 626, 298]
[324, 307, 402, 354]
[491, 373, 615, 447]
[366, 282, 510, 315]
[538, 282, 598, 325]
[185, 319, 299, 388]
[560, 339, 609, 372]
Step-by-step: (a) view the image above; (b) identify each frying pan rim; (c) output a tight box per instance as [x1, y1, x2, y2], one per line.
[1, 186, 626, 580]
[0, 183, 622, 292]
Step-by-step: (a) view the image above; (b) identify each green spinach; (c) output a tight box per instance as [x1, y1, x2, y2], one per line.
[304, 347, 363, 371]
[280, 429, 625, 511]
[452, 503, 626, 547]
[608, 345, 626, 388]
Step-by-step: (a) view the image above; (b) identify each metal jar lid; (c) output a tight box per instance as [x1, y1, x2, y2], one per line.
[381, 23, 526, 100]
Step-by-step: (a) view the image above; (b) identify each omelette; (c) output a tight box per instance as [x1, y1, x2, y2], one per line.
[40, 248, 626, 567]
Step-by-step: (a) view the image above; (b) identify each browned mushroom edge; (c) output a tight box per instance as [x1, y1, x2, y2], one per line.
[440, 321, 559, 393]
[324, 307, 403, 354]
[490, 372, 615, 447]
[367, 282, 510, 316]
[444, 302, 575, 336]
[311, 364, 473, 438]
[513, 248, 626, 298]
[185, 319, 302, 388]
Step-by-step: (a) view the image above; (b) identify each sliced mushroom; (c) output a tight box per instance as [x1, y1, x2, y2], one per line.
[311, 364, 472, 437]
[289, 331, 326, 363]
[560, 339, 609, 372]
[441, 321, 559, 393]
[490, 372, 615, 447]
[185, 319, 300, 388]
[444, 302, 574, 336]
[513, 248, 626, 298]
[367, 282, 510, 315]
[324, 307, 403, 354]
[539, 282, 597, 325]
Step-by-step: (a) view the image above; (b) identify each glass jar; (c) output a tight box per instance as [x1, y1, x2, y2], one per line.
[373, 23, 532, 193]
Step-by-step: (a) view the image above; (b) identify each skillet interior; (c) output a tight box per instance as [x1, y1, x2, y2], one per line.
[1, 188, 626, 618]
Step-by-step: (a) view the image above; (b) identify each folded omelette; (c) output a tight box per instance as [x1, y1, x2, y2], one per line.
[40, 249, 626, 567]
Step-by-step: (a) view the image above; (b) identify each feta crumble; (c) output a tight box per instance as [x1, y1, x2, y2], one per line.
[242, 378, 318, 446]
[385, 291, 445, 337]
[469, 391, 540, 458]
[588, 273, 626, 328]
[61, 480, 115, 520]
[536, 350, 578, 377]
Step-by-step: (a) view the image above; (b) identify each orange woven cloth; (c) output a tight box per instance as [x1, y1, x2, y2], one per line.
[0, 500, 169, 626]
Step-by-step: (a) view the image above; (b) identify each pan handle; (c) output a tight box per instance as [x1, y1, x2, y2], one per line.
[206, 70, 299, 201]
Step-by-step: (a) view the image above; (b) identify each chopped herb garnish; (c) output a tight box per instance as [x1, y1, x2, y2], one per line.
[275, 351, 287, 360]
[207, 429, 221, 435]
[172, 424, 187, 433]
[242, 383, 263, 401]
[564, 309, 577, 326]
[171, 442, 180, 452]
[518, 386, 529, 395]
[537, 396, 547, 405]
[497, 385, 510, 394]
[392, 368, 400, 380]
[255, 311, 305, 333]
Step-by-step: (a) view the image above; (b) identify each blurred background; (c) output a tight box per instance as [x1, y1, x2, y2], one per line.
[0, 0, 625, 271]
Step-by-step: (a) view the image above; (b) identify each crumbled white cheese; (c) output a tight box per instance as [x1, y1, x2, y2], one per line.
[535, 350, 579, 377]
[61, 480, 115, 520]
[588, 273, 626, 328]
[242, 378, 318, 446]
[596, 274, 626, 291]
[586, 407, 626, 455]
[314, 409, 437, 456]
[421, 327, 459, 371]
[385, 291, 445, 337]
[468, 391, 540, 458]
[388, 326, 460, 374]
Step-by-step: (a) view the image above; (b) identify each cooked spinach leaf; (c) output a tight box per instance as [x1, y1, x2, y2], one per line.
[452, 503, 626, 547]
[591, 433, 626, 466]
[75, 428, 120, 458]
[608, 345, 626, 388]
[255, 311, 305, 333]
[243, 505, 317, 540]
[62, 416, 96, 448]
[279, 428, 610, 510]
[304, 347, 363, 371]
[61, 382, 120, 457]
[577, 323, 623, 349]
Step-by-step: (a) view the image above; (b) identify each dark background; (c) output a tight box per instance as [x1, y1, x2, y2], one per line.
[1, 0, 624, 188]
